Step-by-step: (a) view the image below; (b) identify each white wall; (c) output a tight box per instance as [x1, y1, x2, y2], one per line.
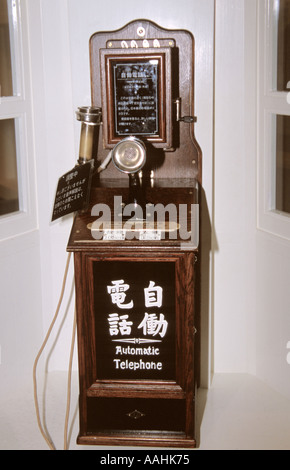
[255, 0, 290, 399]
[256, 232, 290, 397]
[0, 232, 43, 395]
[213, 0, 290, 401]
[213, 0, 257, 374]
[33, 0, 77, 372]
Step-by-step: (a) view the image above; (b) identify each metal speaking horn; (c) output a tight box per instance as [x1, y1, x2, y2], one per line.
[112, 137, 146, 211]
[111, 136, 146, 174]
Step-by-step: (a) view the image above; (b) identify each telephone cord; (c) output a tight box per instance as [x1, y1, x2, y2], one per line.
[63, 305, 76, 450]
[33, 251, 76, 450]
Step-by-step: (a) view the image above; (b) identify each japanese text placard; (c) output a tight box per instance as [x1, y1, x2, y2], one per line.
[94, 261, 176, 380]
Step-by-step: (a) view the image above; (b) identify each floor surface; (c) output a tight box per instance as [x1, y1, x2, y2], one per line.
[1, 372, 290, 450]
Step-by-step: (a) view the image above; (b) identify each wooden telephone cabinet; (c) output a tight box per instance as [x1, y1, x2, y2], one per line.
[67, 19, 202, 448]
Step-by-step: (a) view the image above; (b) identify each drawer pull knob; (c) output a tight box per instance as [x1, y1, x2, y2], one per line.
[127, 409, 146, 420]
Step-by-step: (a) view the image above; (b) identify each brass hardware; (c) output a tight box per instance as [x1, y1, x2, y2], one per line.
[111, 137, 146, 174]
[174, 98, 195, 123]
[137, 26, 146, 37]
[127, 409, 146, 420]
[76, 106, 102, 164]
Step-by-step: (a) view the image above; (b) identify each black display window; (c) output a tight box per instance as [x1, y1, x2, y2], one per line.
[93, 261, 176, 380]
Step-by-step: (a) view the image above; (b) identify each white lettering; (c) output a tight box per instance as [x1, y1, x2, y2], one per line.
[138, 312, 168, 338]
[100, 454, 134, 467]
[90, 196, 200, 248]
[108, 313, 133, 336]
[113, 358, 162, 370]
[91, 203, 111, 240]
[115, 345, 160, 356]
[144, 281, 163, 308]
[107, 280, 134, 309]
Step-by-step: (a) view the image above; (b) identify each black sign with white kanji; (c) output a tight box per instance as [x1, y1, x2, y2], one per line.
[94, 261, 176, 380]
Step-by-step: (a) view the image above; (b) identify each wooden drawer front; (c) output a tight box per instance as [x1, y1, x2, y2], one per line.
[87, 398, 185, 433]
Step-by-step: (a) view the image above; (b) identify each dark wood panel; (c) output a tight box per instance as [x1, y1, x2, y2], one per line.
[86, 397, 186, 432]
[74, 250, 197, 446]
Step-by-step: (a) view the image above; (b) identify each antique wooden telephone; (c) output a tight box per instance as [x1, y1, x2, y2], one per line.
[66, 19, 202, 448]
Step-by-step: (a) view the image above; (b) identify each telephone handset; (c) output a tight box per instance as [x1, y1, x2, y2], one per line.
[110, 136, 147, 209]
[75, 106, 102, 165]
[76, 105, 147, 208]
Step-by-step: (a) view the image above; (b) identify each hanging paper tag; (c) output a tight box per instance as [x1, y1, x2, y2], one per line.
[51, 161, 93, 221]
